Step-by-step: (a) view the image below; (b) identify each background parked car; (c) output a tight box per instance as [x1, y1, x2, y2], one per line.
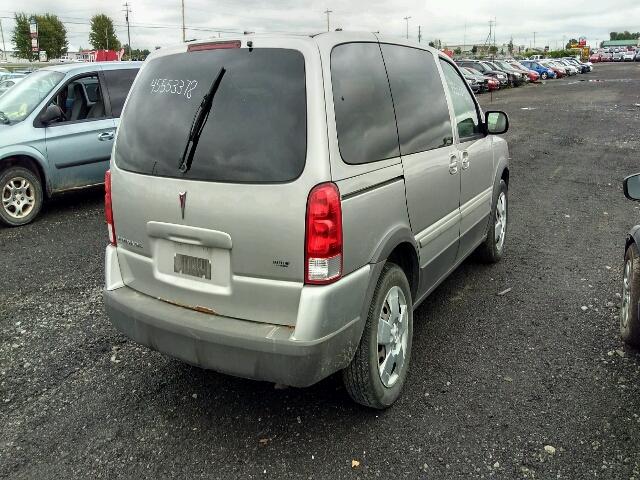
[0, 61, 141, 226]
[520, 60, 557, 80]
[457, 60, 508, 86]
[620, 173, 640, 347]
[463, 67, 499, 91]
[483, 60, 524, 86]
[589, 53, 601, 63]
[613, 52, 624, 62]
[461, 67, 488, 93]
[507, 60, 540, 82]
[493, 60, 528, 84]
[623, 51, 636, 62]
[539, 60, 566, 78]
[636, 51, 640, 62]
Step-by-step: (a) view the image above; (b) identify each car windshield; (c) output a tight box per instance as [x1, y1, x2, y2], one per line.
[0, 70, 63, 124]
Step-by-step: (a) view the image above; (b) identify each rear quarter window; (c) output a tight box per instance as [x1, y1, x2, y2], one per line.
[114, 48, 306, 183]
[330, 42, 399, 164]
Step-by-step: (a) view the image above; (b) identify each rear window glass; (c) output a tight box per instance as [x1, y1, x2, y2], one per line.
[114, 48, 306, 183]
[331, 43, 399, 164]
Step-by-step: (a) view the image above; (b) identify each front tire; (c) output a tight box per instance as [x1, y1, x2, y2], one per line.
[0, 166, 43, 227]
[476, 179, 508, 263]
[621, 243, 640, 347]
[541, 72, 548, 80]
[343, 263, 413, 409]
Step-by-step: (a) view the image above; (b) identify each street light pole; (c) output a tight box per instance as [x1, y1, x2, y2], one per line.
[404, 16, 411, 40]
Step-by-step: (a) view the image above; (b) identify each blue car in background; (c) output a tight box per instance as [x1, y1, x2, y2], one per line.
[520, 60, 557, 80]
[0, 62, 141, 226]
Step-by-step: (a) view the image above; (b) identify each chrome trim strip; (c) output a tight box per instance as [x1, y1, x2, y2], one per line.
[416, 208, 460, 248]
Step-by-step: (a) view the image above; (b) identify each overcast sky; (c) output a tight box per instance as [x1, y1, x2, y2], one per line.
[1, 0, 639, 52]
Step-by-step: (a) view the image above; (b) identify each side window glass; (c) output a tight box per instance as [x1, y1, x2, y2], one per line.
[381, 44, 453, 155]
[331, 43, 399, 164]
[102, 69, 139, 117]
[439, 60, 482, 141]
[51, 74, 105, 123]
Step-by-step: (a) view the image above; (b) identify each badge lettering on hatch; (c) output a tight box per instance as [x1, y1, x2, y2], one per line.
[178, 192, 187, 219]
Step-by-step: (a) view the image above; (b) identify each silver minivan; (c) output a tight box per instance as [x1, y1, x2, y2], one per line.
[104, 33, 510, 408]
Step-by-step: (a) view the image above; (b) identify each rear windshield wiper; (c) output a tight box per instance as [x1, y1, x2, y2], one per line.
[0, 111, 9, 125]
[178, 67, 226, 173]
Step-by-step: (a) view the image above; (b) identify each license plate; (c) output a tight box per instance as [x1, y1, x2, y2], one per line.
[174, 253, 211, 280]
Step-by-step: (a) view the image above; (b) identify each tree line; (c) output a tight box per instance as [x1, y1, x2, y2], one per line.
[609, 31, 640, 41]
[10, 12, 150, 60]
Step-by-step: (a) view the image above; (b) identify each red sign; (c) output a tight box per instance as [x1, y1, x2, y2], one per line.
[579, 37, 587, 47]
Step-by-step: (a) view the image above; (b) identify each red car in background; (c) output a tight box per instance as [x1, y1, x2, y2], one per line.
[508, 61, 541, 82]
[589, 53, 601, 63]
[600, 53, 613, 62]
[486, 76, 500, 91]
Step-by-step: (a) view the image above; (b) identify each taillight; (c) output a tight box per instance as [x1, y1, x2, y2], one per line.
[105, 170, 116, 246]
[305, 183, 342, 285]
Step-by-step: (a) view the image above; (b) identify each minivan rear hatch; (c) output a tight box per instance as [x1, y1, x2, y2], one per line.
[110, 40, 320, 326]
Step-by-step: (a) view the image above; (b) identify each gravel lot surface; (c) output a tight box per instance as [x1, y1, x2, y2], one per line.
[1, 62, 640, 479]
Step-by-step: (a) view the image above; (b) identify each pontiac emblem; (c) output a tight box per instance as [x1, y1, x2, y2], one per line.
[178, 192, 187, 219]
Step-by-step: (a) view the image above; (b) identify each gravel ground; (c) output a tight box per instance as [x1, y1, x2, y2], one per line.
[1, 62, 640, 479]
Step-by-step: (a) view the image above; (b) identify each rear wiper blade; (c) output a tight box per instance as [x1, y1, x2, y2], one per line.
[0, 111, 9, 124]
[178, 67, 226, 173]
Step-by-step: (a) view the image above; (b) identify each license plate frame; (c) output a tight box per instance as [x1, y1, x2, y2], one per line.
[173, 253, 212, 280]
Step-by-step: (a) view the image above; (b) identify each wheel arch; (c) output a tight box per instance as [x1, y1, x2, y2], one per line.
[626, 225, 640, 252]
[369, 227, 420, 301]
[0, 152, 50, 196]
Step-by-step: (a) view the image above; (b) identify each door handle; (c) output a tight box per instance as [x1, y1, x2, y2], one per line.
[461, 151, 470, 170]
[98, 131, 115, 141]
[448, 154, 458, 175]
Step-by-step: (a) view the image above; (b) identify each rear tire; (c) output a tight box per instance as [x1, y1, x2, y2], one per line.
[0, 166, 43, 227]
[541, 72, 548, 80]
[343, 263, 413, 409]
[621, 243, 640, 347]
[476, 180, 508, 263]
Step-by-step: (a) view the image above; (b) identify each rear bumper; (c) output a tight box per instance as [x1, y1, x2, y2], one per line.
[104, 246, 371, 387]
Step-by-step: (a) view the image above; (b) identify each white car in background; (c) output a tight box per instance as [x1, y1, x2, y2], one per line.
[0, 77, 24, 96]
[623, 51, 636, 62]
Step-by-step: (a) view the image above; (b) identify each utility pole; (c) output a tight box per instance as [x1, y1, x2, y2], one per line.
[533, 31, 537, 49]
[324, 9, 332, 32]
[463, 21, 467, 51]
[418, 25, 422, 43]
[403, 16, 411, 40]
[181, 0, 186, 42]
[0, 19, 6, 62]
[493, 17, 497, 53]
[123, 2, 132, 57]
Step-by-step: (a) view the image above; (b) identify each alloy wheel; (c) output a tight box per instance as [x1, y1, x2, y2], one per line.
[377, 286, 409, 388]
[621, 259, 632, 329]
[2, 176, 36, 220]
[494, 192, 507, 251]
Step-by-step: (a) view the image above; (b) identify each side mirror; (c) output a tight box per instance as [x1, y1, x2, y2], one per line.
[623, 174, 640, 201]
[40, 104, 63, 125]
[485, 111, 509, 135]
